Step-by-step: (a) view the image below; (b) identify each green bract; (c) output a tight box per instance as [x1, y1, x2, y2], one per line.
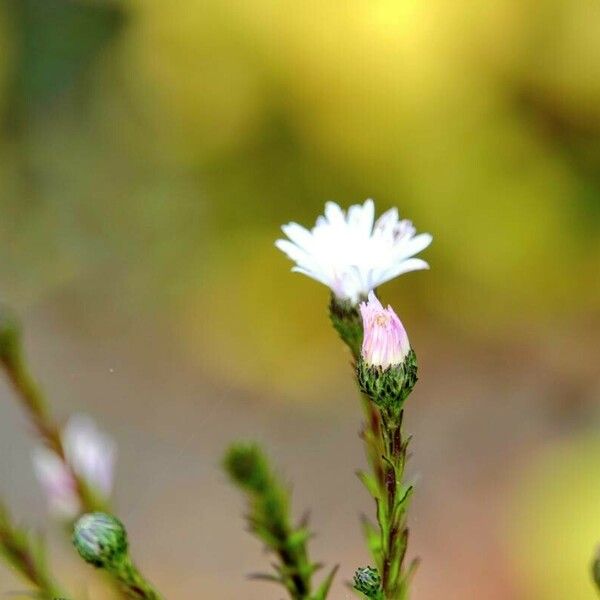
[357, 350, 418, 412]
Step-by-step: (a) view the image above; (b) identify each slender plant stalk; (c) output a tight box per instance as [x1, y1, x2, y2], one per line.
[377, 408, 416, 598]
[73, 512, 163, 600]
[0, 503, 65, 599]
[0, 308, 105, 514]
[360, 393, 386, 493]
[330, 294, 418, 599]
[111, 556, 162, 600]
[0, 309, 125, 600]
[224, 443, 337, 600]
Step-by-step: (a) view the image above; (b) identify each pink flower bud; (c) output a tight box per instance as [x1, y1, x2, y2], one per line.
[359, 291, 410, 369]
[32, 415, 116, 518]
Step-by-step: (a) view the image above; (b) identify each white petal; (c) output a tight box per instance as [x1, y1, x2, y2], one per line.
[275, 239, 310, 263]
[324, 201, 345, 226]
[335, 268, 367, 301]
[347, 204, 365, 229]
[315, 215, 328, 229]
[63, 414, 116, 496]
[281, 222, 314, 251]
[32, 447, 80, 517]
[376, 258, 430, 286]
[374, 207, 399, 234]
[394, 219, 416, 241]
[276, 240, 325, 276]
[291, 266, 331, 287]
[360, 199, 375, 235]
[392, 233, 433, 260]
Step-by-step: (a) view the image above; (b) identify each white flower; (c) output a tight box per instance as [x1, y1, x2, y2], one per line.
[32, 415, 116, 518]
[275, 199, 432, 303]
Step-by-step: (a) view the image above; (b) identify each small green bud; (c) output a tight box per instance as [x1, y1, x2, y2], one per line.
[353, 566, 381, 597]
[0, 306, 22, 369]
[223, 443, 271, 494]
[328, 294, 364, 358]
[357, 349, 418, 411]
[73, 512, 128, 568]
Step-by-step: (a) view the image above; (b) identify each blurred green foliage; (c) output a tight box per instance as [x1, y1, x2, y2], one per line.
[0, 2, 598, 597]
[0, 0, 597, 397]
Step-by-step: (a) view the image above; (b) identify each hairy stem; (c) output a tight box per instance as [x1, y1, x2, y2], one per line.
[0, 504, 64, 599]
[224, 443, 336, 600]
[378, 409, 413, 599]
[108, 555, 163, 600]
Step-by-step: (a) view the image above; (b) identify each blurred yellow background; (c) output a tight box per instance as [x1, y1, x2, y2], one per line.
[0, 0, 598, 598]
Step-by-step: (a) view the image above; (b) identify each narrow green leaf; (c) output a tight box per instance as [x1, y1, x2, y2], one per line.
[356, 470, 381, 499]
[311, 564, 339, 600]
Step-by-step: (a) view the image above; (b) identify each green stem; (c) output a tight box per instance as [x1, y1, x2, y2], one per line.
[0, 504, 65, 599]
[224, 443, 326, 600]
[360, 393, 386, 492]
[0, 328, 105, 513]
[378, 409, 412, 600]
[109, 555, 163, 600]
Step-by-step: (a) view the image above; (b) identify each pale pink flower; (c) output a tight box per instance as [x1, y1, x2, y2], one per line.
[31, 448, 80, 517]
[276, 200, 432, 303]
[359, 291, 410, 369]
[32, 415, 116, 518]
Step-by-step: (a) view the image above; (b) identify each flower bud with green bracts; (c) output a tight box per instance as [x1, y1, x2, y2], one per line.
[73, 512, 127, 569]
[356, 292, 418, 417]
[353, 566, 383, 599]
[73, 512, 163, 600]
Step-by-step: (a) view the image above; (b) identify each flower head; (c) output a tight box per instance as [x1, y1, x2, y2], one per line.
[353, 566, 382, 598]
[73, 512, 127, 568]
[275, 199, 432, 303]
[360, 291, 410, 369]
[33, 415, 116, 518]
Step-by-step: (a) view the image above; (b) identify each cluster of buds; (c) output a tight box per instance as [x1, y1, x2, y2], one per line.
[356, 292, 418, 415]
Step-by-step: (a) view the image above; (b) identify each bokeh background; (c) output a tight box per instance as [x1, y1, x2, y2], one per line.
[0, 0, 599, 598]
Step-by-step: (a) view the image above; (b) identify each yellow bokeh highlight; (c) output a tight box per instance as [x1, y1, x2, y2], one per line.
[511, 435, 600, 599]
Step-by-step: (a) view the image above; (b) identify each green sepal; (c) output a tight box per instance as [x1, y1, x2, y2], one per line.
[356, 350, 418, 413]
